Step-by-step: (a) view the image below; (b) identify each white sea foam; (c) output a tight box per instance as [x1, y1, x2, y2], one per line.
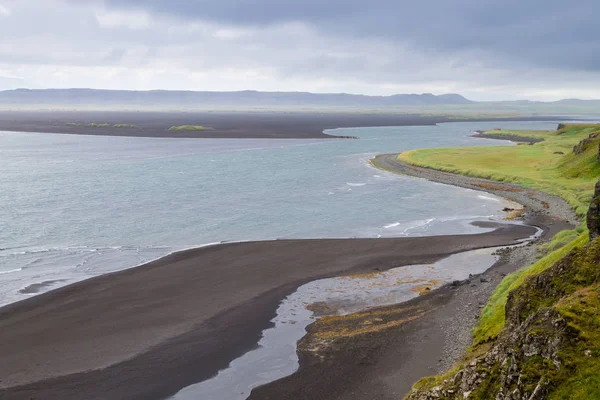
[478, 195, 501, 202]
[403, 218, 436, 234]
[0, 268, 22, 275]
[346, 182, 366, 187]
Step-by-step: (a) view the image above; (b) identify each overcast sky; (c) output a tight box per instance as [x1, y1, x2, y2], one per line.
[0, 0, 598, 100]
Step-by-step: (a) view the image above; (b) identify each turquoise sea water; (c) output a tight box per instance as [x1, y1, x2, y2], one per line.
[0, 121, 561, 306]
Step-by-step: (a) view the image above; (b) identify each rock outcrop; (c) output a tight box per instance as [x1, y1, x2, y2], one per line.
[406, 239, 600, 400]
[587, 179, 600, 240]
[406, 191, 600, 400]
[573, 133, 600, 155]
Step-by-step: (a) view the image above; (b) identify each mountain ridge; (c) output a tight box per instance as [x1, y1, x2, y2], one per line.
[0, 88, 475, 106]
[1, 88, 599, 110]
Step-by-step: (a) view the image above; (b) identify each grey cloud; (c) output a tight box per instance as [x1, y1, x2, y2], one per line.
[0, 0, 599, 99]
[94, 0, 600, 71]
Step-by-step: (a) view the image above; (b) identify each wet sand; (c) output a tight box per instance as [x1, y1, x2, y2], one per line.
[245, 155, 574, 400]
[0, 110, 563, 139]
[250, 218, 571, 400]
[0, 225, 537, 400]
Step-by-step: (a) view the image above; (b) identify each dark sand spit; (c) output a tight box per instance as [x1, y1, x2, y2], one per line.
[0, 226, 538, 400]
[246, 155, 575, 400]
[0, 110, 565, 139]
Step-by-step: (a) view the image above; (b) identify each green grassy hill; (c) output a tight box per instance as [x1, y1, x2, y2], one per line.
[401, 124, 600, 399]
[400, 124, 600, 216]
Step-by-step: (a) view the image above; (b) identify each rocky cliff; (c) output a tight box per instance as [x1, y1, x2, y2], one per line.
[588, 180, 600, 240]
[572, 132, 600, 156]
[406, 181, 600, 400]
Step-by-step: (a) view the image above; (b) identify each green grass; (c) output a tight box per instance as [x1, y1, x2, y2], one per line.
[168, 125, 207, 131]
[399, 124, 600, 217]
[65, 122, 82, 126]
[397, 124, 600, 345]
[474, 232, 588, 345]
[485, 129, 558, 137]
[537, 227, 581, 257]
[508, 240, 600, 400]
[113, 124, 137, 129]
[551, 284, 600, 399]
[479, 129, 558, 141]
[87, 123, 110, 128]
[393, 124, 600, 398]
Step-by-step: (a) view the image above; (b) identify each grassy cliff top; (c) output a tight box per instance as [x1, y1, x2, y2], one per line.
[401, 124, 600, 399]
[400, 124, 600, 217]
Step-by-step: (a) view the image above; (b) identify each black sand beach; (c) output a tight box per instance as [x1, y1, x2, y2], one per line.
[0, 226, 537, 400]
[250, 155, 576, 400]
[0, 110, 564, 139]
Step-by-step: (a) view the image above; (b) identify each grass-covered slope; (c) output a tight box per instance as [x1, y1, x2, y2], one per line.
[408, 237, 600, 400]
[400, 124, 600, 217]
[403, 124, 600, 399]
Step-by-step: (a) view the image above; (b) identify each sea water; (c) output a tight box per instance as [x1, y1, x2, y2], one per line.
[0, 121, 561, 306]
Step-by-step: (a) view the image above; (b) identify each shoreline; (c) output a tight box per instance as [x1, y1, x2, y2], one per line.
[0, 226, 538, 400]
[0, 131, 578, 400]
[249, 155, 577, 399]
[371, 154, 577, 224]
[0, 110, 567, 139]
[471, 130, 544, 143]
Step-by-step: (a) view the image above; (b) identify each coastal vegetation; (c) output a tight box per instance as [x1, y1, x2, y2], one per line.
[477, 129, 558, 140]
[399, 124, 600, 216]
[65, 122, 138, 128]
[397, 124, 600, 399]
[168, 125, 207, 131]
[419, 113, 526, 120]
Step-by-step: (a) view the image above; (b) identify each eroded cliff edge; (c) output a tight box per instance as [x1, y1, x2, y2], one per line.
[406, 180, 600, 400]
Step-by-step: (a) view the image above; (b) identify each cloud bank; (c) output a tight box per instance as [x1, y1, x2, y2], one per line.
[0, 0, 598, 100]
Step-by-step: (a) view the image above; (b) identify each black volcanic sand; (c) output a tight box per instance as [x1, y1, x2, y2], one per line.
[248, 155, 576, 400]
[0, 110, 564, 139]
[0, 225, 538, 400]
[251, 219, 572, 400]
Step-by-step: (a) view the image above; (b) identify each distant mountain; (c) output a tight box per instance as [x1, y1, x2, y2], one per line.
[552, 98, 600, 106]
[492, 98, 600, 106]
[2, 88, 599, 112]
[0, 88, 474, 107]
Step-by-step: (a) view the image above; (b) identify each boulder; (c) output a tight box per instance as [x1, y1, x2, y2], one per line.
[587, 178, 600, 239]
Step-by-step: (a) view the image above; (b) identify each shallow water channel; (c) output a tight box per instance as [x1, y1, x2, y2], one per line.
[171, 245, 511, 400]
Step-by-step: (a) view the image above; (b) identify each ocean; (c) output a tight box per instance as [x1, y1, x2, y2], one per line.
[0, 120, 562, 306]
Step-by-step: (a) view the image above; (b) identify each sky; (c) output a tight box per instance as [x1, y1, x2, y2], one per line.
[0, 0, 598, 101]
